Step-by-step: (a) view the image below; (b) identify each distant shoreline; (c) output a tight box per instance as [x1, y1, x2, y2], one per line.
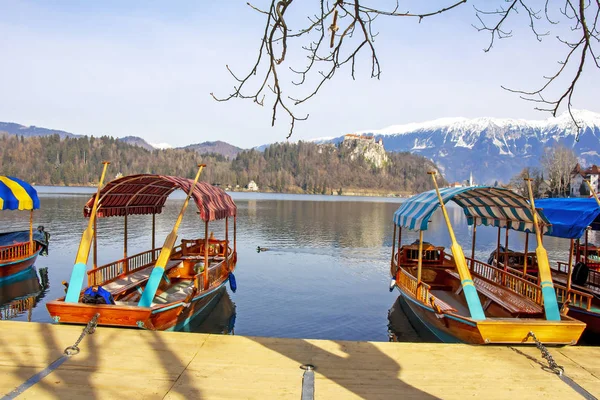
[33, 184, 409, 198]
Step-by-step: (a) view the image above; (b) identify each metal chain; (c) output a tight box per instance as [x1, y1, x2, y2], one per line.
[64, 313, 100, 356]
[526, 331, 564, 375]
[526, 331, 597, 399]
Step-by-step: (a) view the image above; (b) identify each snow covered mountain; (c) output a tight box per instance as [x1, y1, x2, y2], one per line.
[313, 110, 600, 184]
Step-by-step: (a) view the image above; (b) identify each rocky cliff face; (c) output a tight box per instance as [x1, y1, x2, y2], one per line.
[339, 135, 389, 169]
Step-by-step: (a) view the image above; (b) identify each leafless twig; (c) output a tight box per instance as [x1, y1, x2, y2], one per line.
[474, 0, 600, 140]
[212, 0, 466, 138]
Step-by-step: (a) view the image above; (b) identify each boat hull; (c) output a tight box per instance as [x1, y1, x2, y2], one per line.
[46, 280, 228, 331]
[397, 289, 480, 344]
[0, 249, 41, 280]
[395, 286, 585, 345]
[566, 306, 600, 336]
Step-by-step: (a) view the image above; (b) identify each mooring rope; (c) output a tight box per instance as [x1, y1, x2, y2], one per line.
[526, 331, 597, 400]
[1, 313, 100, 400]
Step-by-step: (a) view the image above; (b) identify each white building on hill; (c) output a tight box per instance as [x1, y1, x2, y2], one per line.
[247, 180, 259, 191]
[570, 164, 600, 197]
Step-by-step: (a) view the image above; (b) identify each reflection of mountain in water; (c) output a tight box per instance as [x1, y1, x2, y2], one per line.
[244, 200, 393, 249]
[179, 287, 236, 334]
[0, 267, 50, 321]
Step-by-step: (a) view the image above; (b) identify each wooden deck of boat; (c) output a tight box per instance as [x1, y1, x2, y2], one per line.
[1, 321, 599, 399]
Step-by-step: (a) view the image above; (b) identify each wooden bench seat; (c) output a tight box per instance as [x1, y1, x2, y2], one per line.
[152, 280, 195, 305]
[446, 270, 543, 315]
[102, 259, 182, 294]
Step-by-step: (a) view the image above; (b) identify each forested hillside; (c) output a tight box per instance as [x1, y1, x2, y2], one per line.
[232, 142, 444, 194]
[0, 134, 445, 195]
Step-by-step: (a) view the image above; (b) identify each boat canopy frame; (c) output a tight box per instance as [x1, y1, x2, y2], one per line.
[80, 174, 237, 270]
[392, 186, 552, 234]
[83, 174, 236, 222]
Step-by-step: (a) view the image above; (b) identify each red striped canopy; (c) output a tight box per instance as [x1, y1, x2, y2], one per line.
[83, 174, 236, 222]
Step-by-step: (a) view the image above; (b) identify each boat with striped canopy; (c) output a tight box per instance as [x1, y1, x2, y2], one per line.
[389, 174, 585, 344]
[46, 164, 239, 331]
[0, 176, 50, 279]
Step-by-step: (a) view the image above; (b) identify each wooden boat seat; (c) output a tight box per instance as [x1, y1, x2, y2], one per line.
[102, 259, 183, 294]
[152, 280, 195, 305]
[445, 270, 543, 315]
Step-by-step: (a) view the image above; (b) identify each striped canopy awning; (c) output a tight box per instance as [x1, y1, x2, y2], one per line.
[83, 174, 236, 222]
[393, 186, 551, 234]
[0, 176, 40, 211]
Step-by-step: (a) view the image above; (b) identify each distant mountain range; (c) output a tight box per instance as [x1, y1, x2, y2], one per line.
[0, 121, 81, 139]
[311, 110, 600, 183]
[3, 109, 600, 183]
[181, 141, 242, 159]
[1, 122, 242, 159]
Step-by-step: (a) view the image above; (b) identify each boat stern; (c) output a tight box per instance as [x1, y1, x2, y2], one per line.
[476, 316, 586, 345]
[46, 298, 153, 329]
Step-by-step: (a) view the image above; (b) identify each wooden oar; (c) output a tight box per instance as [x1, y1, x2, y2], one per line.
[65, 162, 110, 303]
[525, 178, 560, 321]
[138, 164, 206, 307]
[585, 180, 600, 206]
[428, 172, 485, 320]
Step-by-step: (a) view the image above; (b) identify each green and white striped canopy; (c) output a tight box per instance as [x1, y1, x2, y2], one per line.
[393, 186, 551, 234]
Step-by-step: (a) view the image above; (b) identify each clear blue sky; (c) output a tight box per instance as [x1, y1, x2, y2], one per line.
[0, 1, 597, 148]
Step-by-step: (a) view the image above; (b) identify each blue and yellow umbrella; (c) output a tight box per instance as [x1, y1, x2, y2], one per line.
[0, 176, 40, 211]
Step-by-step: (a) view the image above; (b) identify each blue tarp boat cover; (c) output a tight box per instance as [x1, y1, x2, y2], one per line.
[0, 229, 50, 255]
[536, 198, 600, 239]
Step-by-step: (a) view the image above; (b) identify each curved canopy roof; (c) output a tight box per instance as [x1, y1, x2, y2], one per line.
[0, 176, 40, 211]
[536, 198, 600, 239]
[83, 174, 236, 222]
[393, 186, 551, 234]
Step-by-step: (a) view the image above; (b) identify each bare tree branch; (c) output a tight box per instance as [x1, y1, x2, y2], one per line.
[212, 0, 466, 138]
[213, 1, 599, 140]
[474, 0, 600, 140]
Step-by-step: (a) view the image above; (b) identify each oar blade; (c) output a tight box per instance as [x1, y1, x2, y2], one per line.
[451, 243, 486, 320]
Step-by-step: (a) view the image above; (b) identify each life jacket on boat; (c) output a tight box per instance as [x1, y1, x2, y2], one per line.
[82, 286, 115, 305]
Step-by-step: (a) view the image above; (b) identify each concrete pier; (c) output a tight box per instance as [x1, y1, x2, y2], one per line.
[0, 321, 598, 399]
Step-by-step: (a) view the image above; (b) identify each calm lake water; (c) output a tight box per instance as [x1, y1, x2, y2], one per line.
[1, 187, 593, 342]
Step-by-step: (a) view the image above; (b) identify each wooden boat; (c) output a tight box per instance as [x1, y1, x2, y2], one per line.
[389, 174, 585, 345]
[533, 191, 600, 335]
[46, 164, 239, 331]
[0, 176, 50, 279]
[486, 246, 539, 275]
[0, 266, 49, 321]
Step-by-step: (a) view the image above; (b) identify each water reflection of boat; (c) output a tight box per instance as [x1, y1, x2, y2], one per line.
[389, 177, 585, 345]
[387, 296, 423, 343]
[180, 287, 236, 334]
[0, 176, 50, 279]
[47, 165, 239, 331]
[0, 267, 49, 321]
